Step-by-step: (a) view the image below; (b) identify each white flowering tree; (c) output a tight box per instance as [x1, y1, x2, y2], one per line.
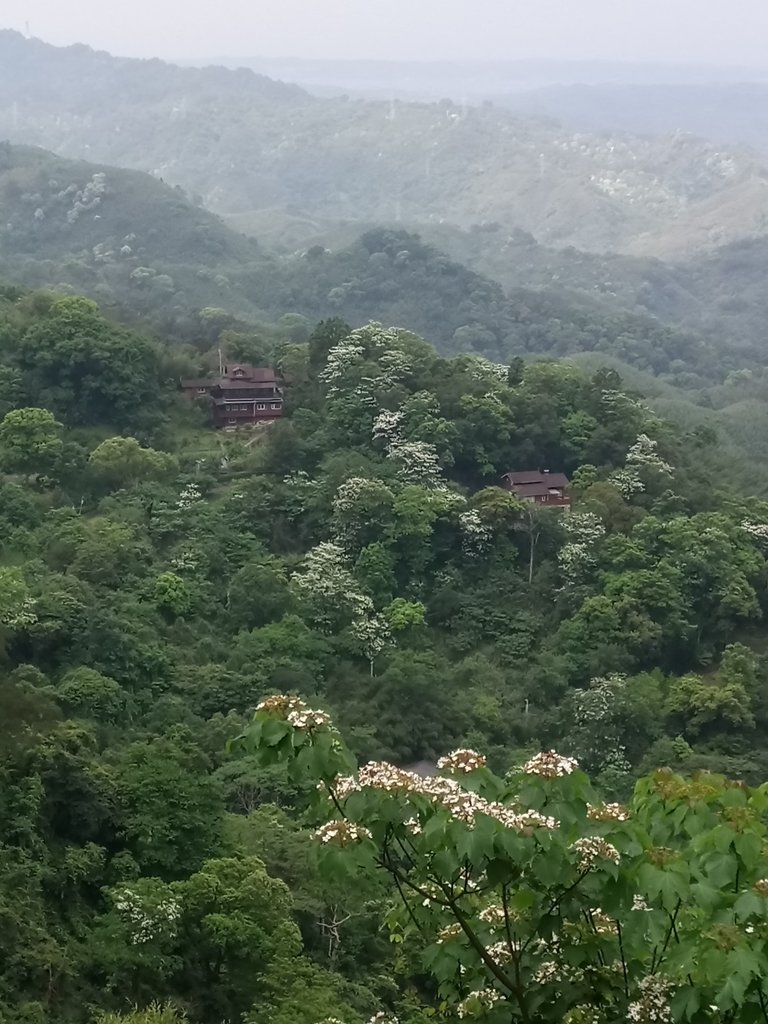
[293, 542, 373, 626]
[558, 513, 606, 586]
[332, 477, 397, 551]
[293, 542, 394, 673]
[234, 698, 768, 1024]
[563, 674, 632, 785]
[372, 410, 443, 488]
[610, 435, 674, 500]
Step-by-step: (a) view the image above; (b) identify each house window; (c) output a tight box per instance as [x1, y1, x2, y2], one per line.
[271, 402, 281, 410]
[227, 417, 237, 425]
[256, 403, 266, 410]
[197, 386, 207, 393]
[233, 368, 245, 377]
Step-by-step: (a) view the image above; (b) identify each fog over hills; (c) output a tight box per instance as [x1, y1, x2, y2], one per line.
[2, 31, 768, 259]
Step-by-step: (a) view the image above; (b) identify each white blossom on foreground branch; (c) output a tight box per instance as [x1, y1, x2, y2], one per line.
[329, 759, 558, 832]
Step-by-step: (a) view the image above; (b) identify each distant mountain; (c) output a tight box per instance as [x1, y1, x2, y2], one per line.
[498, 83, 768, 154]
[2, 31, 768, 258]
[189, 56, 768, 100]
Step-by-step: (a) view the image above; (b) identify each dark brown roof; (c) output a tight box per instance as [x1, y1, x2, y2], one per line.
[213, 395, 284, 405]
[214, 379, 280, 391]
[224, 365, 277, 383]
[503, 471, 569, 489]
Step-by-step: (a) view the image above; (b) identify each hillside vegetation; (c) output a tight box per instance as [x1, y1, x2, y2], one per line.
[1, 144, 721, 384]
[5, 294, 768, 1022]
[2, 31, 768, 257]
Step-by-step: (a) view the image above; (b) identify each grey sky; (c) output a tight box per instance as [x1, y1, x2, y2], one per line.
[4, 0, 768, 65]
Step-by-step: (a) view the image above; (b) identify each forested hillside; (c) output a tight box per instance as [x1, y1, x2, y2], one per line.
[2, 30, 767, 256]
[1, 144, 721, 384]
[4, 290, 768, 1021]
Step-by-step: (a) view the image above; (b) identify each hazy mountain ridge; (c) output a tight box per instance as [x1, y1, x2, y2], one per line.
[2, 31, 768, 257]
[497, 83, 768, 154]
[0, 143, 719, 385]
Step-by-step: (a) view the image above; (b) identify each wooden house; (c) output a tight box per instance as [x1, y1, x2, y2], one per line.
[180, 364, 283, 428]
[501, 470, 571, 509]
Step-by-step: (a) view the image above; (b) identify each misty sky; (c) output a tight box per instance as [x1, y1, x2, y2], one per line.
[3, 0, 768, 65]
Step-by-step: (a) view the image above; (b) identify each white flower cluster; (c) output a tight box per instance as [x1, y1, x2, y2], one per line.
[608, 467, 644, 499]
[1, 596, 38, 629]
[742, 521, 768, 544]
[372, 409, 403, 443]
[571, 837, 621, 871]
[67, 172, 106, 223]
[176, 482, 202, 510]
[169, 548, 200, 572]
[293, 542, 374, 619]
[459, 509, 493, 556]
[456, 988, 501, 1019]
[587, 909, 618, 935]
[522, 751, 579, 778]
[333, 477, 392, 521]
[372, 408, 442, 487]
[465, 356, 509, 385]
[257, 696, 331, 732]
[628, 976, 673, 1024]
[320, 323, 405, 398]
[601, 389, 647, 416]
[563, 512, 606, 545]
[488, 939, 519, 964]
[437, 923, 463, 943]
[319, 338, 365, 394]
[533, 961, 585, 984]
[349, 613, 393, 662]
[114, 889, 181, 944]
[314, 820, 372, 846]
[564, 1004, 604, 1024]
[436, 749, 487, 773]
[574, 676, 626, 725]
[632, 894, 651, 911]
[627, 434, 673, 476]
[478, 904, 507, 927]
[533, 935, 563, 957]
[287, 707, 332, 730]
[587, 803, 630, 823]
[256, 693, 307, 717]
[331, 761, 558, 832]
[560, 512, 605, 581]
[379, 348, 412, 388]
[558, 542, 594, 586]
[388, 438, 442, 486]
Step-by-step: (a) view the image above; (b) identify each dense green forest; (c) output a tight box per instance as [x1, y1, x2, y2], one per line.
[5, 287, 768, 1021]
[2, 30, 767, 257]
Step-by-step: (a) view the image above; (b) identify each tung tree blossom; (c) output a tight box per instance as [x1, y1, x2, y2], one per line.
[626, 433, 674, 475]
[372, 412, 442, 486]
[558, 511, 606, 585]
[458, 508, 493, 556]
